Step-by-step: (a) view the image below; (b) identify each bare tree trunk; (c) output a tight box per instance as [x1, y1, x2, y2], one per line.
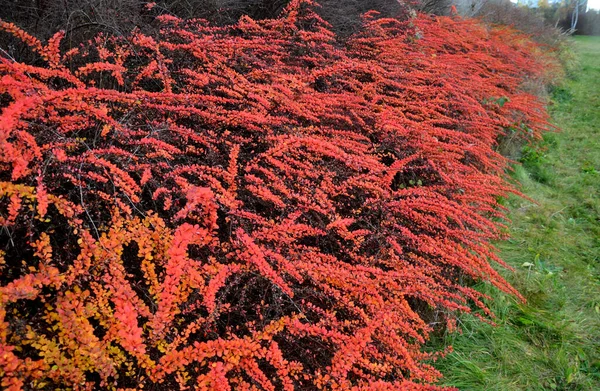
[570, 0, 580, 32]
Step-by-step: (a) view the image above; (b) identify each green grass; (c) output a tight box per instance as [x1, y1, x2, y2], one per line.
[429, 36, 600, 391]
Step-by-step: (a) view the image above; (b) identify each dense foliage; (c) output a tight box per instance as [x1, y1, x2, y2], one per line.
[0, 1, 554, 389]
[0, 0, 413, 48]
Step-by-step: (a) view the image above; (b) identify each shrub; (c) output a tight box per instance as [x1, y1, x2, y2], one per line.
[0, 0, 412, 53]
[472, 0, 576, 78]
[0, 1, 554, 389]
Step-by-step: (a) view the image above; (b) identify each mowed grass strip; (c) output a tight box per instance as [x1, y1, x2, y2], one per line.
[430, 36, 600, 391]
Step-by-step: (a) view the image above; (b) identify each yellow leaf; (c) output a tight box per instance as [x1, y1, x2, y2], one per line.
[101, 124, 111, 137]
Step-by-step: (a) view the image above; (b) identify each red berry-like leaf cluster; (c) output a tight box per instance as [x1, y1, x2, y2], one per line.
[0, 1, 555, 389]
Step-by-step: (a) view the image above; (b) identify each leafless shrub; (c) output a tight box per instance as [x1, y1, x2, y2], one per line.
[474, 0, 564, 45]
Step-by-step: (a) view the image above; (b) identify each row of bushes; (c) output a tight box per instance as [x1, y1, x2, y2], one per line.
[0, 0, 437, 49]
[0, 0, 556, 389]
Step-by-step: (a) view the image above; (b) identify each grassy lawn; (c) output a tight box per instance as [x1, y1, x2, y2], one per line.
[430, 36, 600, 390]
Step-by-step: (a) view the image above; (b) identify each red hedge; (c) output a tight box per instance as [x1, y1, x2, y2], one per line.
[0, 1, 554, 390]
